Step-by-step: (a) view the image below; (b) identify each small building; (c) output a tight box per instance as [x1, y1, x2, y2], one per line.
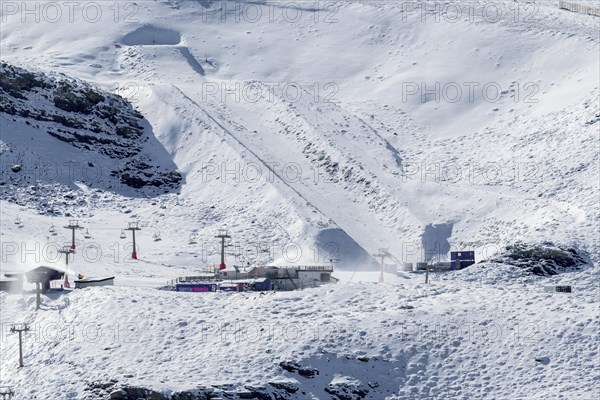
[218, 265, 249, 280]
[220, 283, 245, 292]
[269, 265, 337, 290]
[297, 266, 334, 287]
[176, 283, 218, 292]
[253, 278, 273, 291]
[25, 266, 65, 292]
[432, 262, 453, 271]
[179, 273, 217, 282]
[176, 265, 336, 292]
[451, 251, 476, 270]
[74, 277, 115, 289]
[416, 262, 429, 271]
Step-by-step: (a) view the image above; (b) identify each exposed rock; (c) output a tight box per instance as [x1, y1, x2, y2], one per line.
[268, 381, 298, 394]
[490, 242, 591, 275]
[170, 389, 214, 400]
[324, 380, 369, 400]
[0, 62, 183, 206]
[238, 387, 273, 400]
[109, 389, 128, 399]
[297, 367, 319, 378]
[278, 361, 300, 373]
[108, 386, 168, 400]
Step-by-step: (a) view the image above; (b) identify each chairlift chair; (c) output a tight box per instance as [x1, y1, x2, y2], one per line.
[84, 229, 92, 239]
[14, 216, 21, 225]
[119, 229, 126, 239]
[153, 231, 162, 242]
[49, 224, 55, 233]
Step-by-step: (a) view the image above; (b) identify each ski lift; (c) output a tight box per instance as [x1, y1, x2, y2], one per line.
[153, 231, 162, 242]
[14, 216, 21, 225]
[119, 229, 126, 239]
[188, 233, 197, 245]
[49, 224, 56, 233]
[84, 229, 92, 239]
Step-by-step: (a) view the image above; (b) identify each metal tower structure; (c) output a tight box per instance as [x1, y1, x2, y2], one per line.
[57, 246, 75, 288]
[374, 248, 388, 283]
[125, 222, 142, 260]
[215, 229, 231, 270]
[63, 220, 83, 250]
[9, 324, 30, 367]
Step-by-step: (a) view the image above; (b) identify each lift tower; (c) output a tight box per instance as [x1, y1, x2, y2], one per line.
[215, 229, 231, 270]
[64, 220, 83, 250]
[374, 248, 388, 283]
[125, 222, 141, 260]
[58, 246, 75, 288]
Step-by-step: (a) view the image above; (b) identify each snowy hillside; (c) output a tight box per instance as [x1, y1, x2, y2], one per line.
[1, 0, 598, 265]
[0, 0, 599, 398]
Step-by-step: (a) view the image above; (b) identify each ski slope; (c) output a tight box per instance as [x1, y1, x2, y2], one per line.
[0, 0, 599, 398]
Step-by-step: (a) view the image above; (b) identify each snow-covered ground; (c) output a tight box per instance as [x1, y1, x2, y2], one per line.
[0, 267, 598, 399]
[0, 0, 599, 398]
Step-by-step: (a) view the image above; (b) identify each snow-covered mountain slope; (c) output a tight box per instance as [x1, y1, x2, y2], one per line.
[1, 1, 598, 268]
[0, 63, 182, 203]
[1, 0, 599, 398]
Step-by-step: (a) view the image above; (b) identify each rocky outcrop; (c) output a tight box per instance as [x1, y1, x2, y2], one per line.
[0, 62, 182, 208]
[489, 242, 592, 275]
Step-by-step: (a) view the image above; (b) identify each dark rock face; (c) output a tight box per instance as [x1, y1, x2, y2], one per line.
[324, 381, 369, 400]
[0, 62, 183, 207]
[0, 62, 147, 160]
[278, 361, 300, 373]
[490, 242, 591, 275]
[279, 360, 319, 378]
[237, 387, 275, 400]
[297, 367, 319, 378]
[93, 385, 217, 400]
[53, 81, 105, 114]
[268, 381, 298, 394]
[88, 383, 290, 400]
[108, 387, 168, 400]
[116, 160, 183, 189]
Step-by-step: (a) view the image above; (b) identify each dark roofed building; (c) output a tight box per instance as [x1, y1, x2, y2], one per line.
[26, 266, 64, 292]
